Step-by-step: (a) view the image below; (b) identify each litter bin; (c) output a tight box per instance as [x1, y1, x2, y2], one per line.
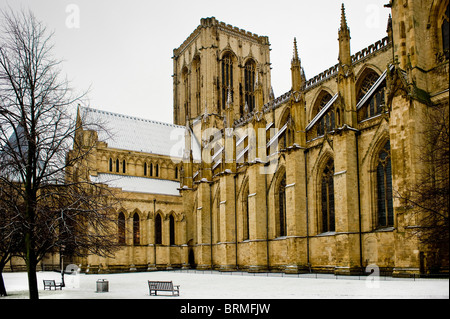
[96, 279, 109, 293]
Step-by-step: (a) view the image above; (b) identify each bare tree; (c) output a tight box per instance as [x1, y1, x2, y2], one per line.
[398, 102, 449, 274]
[0, 181, 23, 296]
[0, 8, 120, 299]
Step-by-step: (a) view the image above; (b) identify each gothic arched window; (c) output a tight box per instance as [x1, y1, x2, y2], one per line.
[321, 159, 335, 233]
[193, 56, 201, 116]
[169, 214, 176, 245]
[357, 70, 379, 103]
[318, 93, 332, 113]
[243, 184, 250, 240]
[221, 53, 234, 109]
[317, 110, 336, 137]
[278, 174, 287, 237]
[376, 141, 394, 227]
[115, 159, 119, 173]
[109, 158, 113, 172]
[118, 212, 126, 245]
[133, 213, 140, 245]
[144, 162, 147, 176]
[244, 60, 256, 113]
[442, 3, 449, 59]
[182, 67, 189, 119]
[155, 214, 162, 245]
[358, 80, 386, 121]
[312, 91, 333, 119]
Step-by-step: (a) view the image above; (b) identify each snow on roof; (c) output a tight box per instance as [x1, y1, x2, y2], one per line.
[80, 107, 201, 160]
[90, 173, 181, 196]
[356, 65, 392, 110]
[305, 93, 338, 131]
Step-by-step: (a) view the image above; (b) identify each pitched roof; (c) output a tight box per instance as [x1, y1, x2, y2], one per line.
[90, 173, 181, 196]
[79, 107, 201, 160]
[305, 93, 338, 131]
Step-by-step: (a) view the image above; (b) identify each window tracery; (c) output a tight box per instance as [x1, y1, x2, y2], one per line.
[118, 212, 125, 244]
[244, 60, 256, 113]
[155, 214, 162, 245]
[169, 214, 175, 245]
[441, 3, 449, 59]
[277, 174, 287, 237]
[243, 184, 249, 241]
[357, 71, 379, 103]
[376, 141, 393, 228]
[221, 53, 234, 109]
[321, 159, 335, 233]
[133, 213, 140, 245]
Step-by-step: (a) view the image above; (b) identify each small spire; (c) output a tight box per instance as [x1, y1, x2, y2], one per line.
[386, 13, 392, 33]
[340, 3, 348, 31]
[292, 37, 299, 62]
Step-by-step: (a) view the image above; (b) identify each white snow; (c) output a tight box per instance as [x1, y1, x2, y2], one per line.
[80, 107, 202, 161]
[90, 173, 181, 196]
[2, 271, 448, 299]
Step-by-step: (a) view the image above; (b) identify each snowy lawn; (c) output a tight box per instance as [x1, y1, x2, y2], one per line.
[2, 270, 448, 299]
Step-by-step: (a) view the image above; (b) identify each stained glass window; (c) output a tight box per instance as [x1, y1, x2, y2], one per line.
[243, 186, 249, 240]
[118, 212, 125, 244]
[377, 141, 394, 227]
[357, 71, 379, 103]
[170, 215, 175, 245]
[221, 54, 233, 109]
[133, 213, 140, 245]
[155, 214, 162, 245]
[278, 175, 287, 237]
[321, 160, 335, 232]
[244, 60, 256, 113]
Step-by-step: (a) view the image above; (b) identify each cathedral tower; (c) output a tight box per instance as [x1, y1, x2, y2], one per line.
[172, 17, 272, 126]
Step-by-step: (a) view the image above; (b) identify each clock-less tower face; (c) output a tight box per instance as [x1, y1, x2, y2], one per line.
[172, 17, 272, 127]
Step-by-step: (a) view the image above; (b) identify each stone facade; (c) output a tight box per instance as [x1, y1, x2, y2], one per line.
[10, 1, 448, 276]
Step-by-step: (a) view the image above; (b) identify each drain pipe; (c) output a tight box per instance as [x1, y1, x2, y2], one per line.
[153, 199, 157, 268]
[234, 174, 239, 269]
[355, 130, 363, 272]
[265, 165, 270, 272]
[209, 182, 213, 270]
[304, 149, 311, 271]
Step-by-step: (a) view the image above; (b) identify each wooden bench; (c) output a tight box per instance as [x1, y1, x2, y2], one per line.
[148, 280, 180, 296]
[43, 280, 63, 290]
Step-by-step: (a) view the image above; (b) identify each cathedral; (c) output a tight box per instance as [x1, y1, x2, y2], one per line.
[35, 1, 448, 276]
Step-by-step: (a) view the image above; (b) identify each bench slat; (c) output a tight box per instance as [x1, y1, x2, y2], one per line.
[43, 280, 63, 290]
[148, 280, 179, 296]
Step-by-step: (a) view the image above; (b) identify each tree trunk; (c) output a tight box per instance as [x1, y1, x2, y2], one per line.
[25, 228, 39, 299]
[0, 267, 7, 297]
[26, 250, 39, 299]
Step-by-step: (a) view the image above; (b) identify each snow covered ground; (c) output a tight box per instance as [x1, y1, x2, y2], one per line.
[2, 270, 448, 299]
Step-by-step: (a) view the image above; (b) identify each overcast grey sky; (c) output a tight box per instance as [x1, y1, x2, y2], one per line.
[2, 0, 391, 124]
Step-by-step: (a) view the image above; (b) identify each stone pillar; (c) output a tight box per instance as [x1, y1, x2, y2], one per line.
[333, 129, 361, 275]
[284, 148, 308, 273]
[196, 181, 212, 269]
[247, 163, 268, 272]
[218, 173, 237, 271]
